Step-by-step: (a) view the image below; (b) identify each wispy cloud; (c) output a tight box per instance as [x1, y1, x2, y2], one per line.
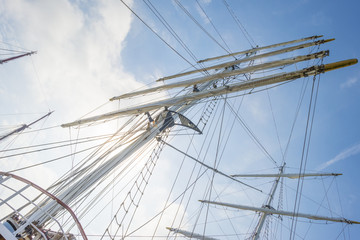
[341, 77, 358, 89]
[317, 143, 360, 170]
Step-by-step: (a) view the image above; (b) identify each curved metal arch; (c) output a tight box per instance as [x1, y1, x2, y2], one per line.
[0, 171, 88, 240]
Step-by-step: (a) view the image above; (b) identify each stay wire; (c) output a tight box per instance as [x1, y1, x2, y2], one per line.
[6, 136, 126, 173]
[174, 0, 232, 55]
[222, 0, 256, 48]
[195, 0, 234, 55]
[143, 0, 200, 64]
[294, 73, 323, 237]
[226, 101, 278, 166]
[125, 167, 211, 237]
[0, 133, 114, 153]
[162, 141, 261, 192]
[289, 72, 321, 239]
[0, 135, 119, 159]
[303, 176, 336, 239]
[266, 90, 285, 159]
[119, 0, 198, 70]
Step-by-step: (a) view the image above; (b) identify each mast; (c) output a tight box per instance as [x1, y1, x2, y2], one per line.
[251, 164, 285, 240]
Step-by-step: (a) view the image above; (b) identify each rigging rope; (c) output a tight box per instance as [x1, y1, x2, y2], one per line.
[162, 141, 261, 192]
[226, 101, 278, 166]
[143, 0, 201, 65]
[119, 0, 198, 70]
[222, 0, 256, 48]
[289, 71, 321, 239]
[174, 0, 233, 55]
[195, 0, 233, 55]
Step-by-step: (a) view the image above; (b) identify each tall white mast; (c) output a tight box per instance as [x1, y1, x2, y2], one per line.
[251, 165, 285, 240]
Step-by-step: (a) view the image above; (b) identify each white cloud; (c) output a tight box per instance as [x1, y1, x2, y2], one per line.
[195, 4, 210, 25]
[317, 143, 360, 170]
[200, 0, 212, 4]
[1, 0, 140, 124]
[341, 77, 358, 89]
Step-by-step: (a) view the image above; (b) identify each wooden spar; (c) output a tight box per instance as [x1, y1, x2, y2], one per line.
[200, 200, 360, 224]
[62, 58, 357, 128]
[0, 51, 36, 64]
[0, 111, 53, 142]
[231, 173, 342, 179]
[157, 38, 334, 82]
[197, 35, 323, 63]
[167, 227, 219, 240]
[110, 50, 329, 101]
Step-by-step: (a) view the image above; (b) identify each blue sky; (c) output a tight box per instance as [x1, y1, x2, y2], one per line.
[1, 0, 359, 239]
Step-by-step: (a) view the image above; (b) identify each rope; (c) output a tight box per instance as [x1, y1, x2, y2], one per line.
[289, 72, 321, 239]
[119, 0, 198, 70]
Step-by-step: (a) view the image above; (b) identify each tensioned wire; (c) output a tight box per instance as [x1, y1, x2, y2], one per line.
[195, 0, 233, 55]
[222, 0, 256, 48]
[119, 0, 199, 72]
[0, 134, 119, 159]
[290, 62, 322, 239]
[143, 0, 202, 65]
[301, 176, 336, 238]
[6, 128, 139, 174]
[174, 0, 233, 56]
